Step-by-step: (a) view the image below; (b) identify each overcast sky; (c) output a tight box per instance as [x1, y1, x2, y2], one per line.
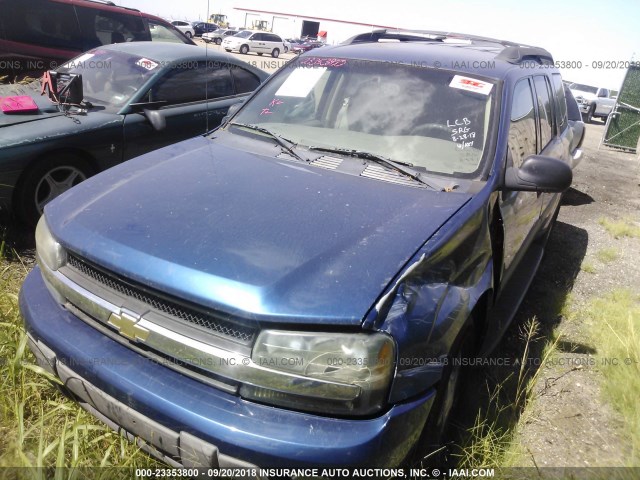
[120, 0, 639, 89]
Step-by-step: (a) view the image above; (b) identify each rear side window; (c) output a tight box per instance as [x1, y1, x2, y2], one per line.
[509, 78, 537, 167]
[1, 0, 82, 50]
[150, 63, 234, 104]
[533, 76, 553, 150]
[75, 6, 149, 49]
[231, 67, 261, 94]
[265, 34, 282, 42]
[147, 19, 191, 44]
[551, 73, 568, 132]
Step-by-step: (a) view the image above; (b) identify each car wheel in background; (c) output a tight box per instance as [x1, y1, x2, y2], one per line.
[215, 38, 222, 45]
[16, 153, 94, 226]
[185, 31, 192, 38]
[239, 45, 249, 54]
[271, 48, 280, 58]
[586, 104, 595, 123]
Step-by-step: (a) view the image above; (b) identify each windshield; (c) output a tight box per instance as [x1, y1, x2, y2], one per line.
[570, 83, 598, 94]
[58, 49, 157, 108]
[234, 30, 252, 39]
[231, 57, 495, 177]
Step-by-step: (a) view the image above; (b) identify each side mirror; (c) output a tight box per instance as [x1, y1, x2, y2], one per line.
[504, 155, 572, 193]
[220, 101, 244, 127]
[143, 109, 166, 131]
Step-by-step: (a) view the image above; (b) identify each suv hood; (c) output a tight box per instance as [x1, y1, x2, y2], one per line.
[46, 137, 472, 326]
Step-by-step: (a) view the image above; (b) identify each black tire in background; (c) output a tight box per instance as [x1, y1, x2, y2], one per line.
[15, 153, 94, 227]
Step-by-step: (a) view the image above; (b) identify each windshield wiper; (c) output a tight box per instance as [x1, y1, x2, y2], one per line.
[230, 122, 306, 162]
[308, 146, 441, 190]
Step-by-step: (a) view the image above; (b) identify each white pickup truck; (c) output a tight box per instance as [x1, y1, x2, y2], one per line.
[569, 83, 616, 123]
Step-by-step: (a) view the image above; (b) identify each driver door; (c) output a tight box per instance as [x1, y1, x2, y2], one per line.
[498, 77, 543, 285]
[122, 62, 238, 160]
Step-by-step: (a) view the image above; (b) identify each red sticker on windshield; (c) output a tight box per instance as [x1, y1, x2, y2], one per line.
[449, 75, 493, 95]
[0, 96, 39, 113]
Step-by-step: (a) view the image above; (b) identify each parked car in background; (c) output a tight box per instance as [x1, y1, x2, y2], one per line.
[0, 42, 268, 225]
[170, 20, 195, 39]
[202, 28, 237, 45]
[192, 22, 218, 37]
[290, 39, 324, 54]
[568, 82, 615, 123]
[223, 30, 285, 57]
[21, 30, 583, 469]
[0, 0, 193, 80]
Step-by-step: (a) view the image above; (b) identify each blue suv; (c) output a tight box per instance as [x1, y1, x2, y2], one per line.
[21, 30, 584, 468]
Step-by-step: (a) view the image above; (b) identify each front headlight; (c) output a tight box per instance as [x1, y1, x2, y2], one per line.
[241, 330, 395, 415]
[35, 216, 66, 271]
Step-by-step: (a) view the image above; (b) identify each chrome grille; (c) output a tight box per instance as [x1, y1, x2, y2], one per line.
[66, 254, 256, 344]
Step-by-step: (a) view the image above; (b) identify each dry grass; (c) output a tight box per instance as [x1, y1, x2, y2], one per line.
[0, 251, 162, 477]
[599, 217, 640, 239]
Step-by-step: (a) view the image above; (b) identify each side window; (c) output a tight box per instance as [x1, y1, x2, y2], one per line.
[151, 63, 234, 105]
[533, 76, 553, 150]
[2, 0, 81, 50]
[147, 20, 190, 44]
[76, 7, 149, 49]
[551, 74, 568, 132]
[508, 78, 537, 167]
[251, 33, 262, 41]
[231, 67, 261, 94]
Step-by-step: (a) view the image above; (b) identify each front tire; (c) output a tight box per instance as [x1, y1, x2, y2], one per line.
[185, 31, 192, 38]
[271, 48, 280, 58]
[411, 323, 476, 466]
[215, 38, 222, 45]
[16, 153, 94, 226]
[239, 44, 249, 55]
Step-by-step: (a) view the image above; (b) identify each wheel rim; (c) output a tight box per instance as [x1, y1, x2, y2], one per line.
[34, 165, 87, 213]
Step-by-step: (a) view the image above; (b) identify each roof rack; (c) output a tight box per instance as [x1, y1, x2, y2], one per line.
[342, 29, 554, 65]
[79, 0, 140, 12]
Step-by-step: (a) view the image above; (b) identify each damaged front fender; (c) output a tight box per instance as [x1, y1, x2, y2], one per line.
[364, 196, 496, 403]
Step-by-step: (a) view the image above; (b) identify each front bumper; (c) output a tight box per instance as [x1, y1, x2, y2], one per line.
[578, 104, 590, 114]
[20, 267, 435, 468]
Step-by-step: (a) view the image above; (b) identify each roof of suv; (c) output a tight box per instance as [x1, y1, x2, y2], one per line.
[316, 29, 554, 80]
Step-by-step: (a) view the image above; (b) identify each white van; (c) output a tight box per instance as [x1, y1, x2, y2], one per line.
[222, 30, 285, 58]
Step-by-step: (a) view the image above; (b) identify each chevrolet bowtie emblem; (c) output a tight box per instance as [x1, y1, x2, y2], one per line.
[108, 309, 150, 342]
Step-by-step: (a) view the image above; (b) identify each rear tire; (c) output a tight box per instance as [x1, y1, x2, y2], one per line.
[586, 104, 595, 123]
[215, 38, 222, 45]
[185, 31, 192, 38]
[16, 153, 94, 227]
